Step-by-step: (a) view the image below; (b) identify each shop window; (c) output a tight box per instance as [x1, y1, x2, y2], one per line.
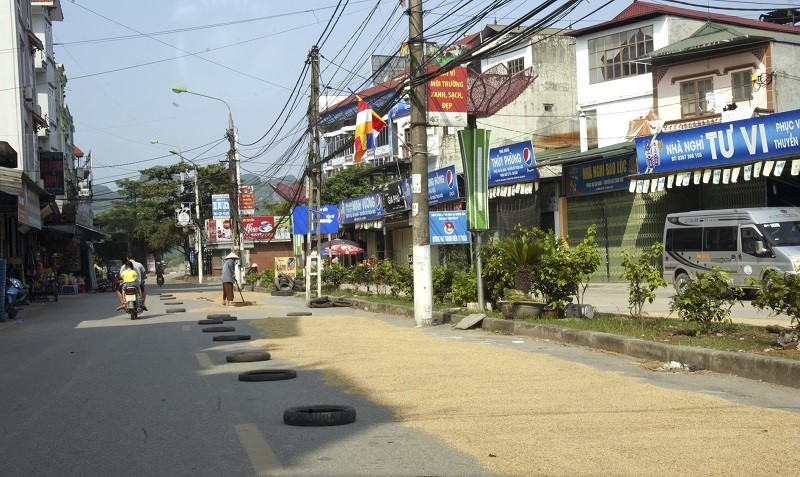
[587, 26, 653, 84]
[680, 77, 714, 117]
[731, 70, 752, 102]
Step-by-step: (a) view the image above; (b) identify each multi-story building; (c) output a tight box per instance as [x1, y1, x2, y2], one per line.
[543, 1, 800, 281]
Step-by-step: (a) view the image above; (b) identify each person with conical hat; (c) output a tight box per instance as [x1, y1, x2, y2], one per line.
[221, 252, 238, 306]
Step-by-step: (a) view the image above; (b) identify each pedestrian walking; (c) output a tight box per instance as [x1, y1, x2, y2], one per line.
[221, 252, 238, 307]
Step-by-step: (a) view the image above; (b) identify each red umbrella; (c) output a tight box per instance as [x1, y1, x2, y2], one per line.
[312, 239, 364, 256]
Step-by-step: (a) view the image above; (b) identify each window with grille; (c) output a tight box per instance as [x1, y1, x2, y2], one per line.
[506, 57, 524, 75]
[680, 77, 714, 117]
[587, 26, 653, 84]
[731, 70, 752, 102]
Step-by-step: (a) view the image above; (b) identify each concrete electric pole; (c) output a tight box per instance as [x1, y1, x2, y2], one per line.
[408, 0, 433, 326]
[306, 45, 323, 300]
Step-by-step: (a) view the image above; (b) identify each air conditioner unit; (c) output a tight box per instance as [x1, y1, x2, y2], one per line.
[37, 127, 49, 138]
[34, 50, 45, 70]
[78, 189, 92, 197]
[23, 86, 34, 101]
[35, 104, 42, 116]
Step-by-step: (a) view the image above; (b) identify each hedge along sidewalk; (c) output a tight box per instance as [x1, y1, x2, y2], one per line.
[339, 297, 800, 390]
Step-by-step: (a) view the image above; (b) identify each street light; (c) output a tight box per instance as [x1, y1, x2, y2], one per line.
[150, 140, 205, 284]
[171, 85, 243, 283]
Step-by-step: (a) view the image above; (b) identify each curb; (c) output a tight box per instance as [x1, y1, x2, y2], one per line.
[340, 297, 800, 390]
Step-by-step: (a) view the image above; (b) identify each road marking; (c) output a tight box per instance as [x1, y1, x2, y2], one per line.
[194, 352, 213, 369]
[182, 325, 191, 332]
[235, 423, 285, 476]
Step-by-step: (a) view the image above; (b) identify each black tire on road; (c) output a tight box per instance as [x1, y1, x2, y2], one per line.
[166, 308, 186, 313]
[310, 295, 329, 304]
[333, 299, 351, 307]
[164, 301, 183, 305]
[226, 351, 271, 363]
[129, 309, 137, 320]
[287, 311, 312, 316]
[238, 369, 296, 381]
[283, 405, 356, 427]
[213, 334, 251, 341]
[198, 319, 224, 325]
[271, 290, 294, 296]
[202, 326, 235, 333]
[277, 277, 293, 291]
[309, 302, 333, 308]
[221, 316, 238, 321]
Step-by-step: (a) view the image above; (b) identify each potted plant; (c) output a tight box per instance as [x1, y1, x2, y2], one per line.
[495, 227, 548, 319]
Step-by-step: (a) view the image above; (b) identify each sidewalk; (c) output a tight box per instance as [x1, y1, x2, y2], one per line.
[581, 281, 794, 328]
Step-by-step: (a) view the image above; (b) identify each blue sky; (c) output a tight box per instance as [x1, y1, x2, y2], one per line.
[53, 0, 772, 190]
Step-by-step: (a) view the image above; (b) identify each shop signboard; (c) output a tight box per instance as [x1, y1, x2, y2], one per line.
[488, 140, 538, 187]
[429, 211, 470, 245]
[565, 155, 633, 197]
[18, 183, 41, 230]
[275, 257, 297, 278]
[211, 194, 229, 219]
[239, 186, 254, 215]
[206, 218, 232, 243]
[428, 165, 460, 206]
[292, 205, 339, 235]
[39, 151, 64, 195]
[635, 108, 800, 174]
[382, 180, 409, 215]
[242, 216, 291, 241]
[339, 193, 383, 224]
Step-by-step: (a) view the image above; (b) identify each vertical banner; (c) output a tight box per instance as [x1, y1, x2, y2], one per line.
[458, 128, 491, 231]
[39, 151, 65, 195]
[238, 186, 255, 215]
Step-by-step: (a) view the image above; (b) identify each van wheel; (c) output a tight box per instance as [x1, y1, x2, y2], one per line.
[674, 272, 690, 294]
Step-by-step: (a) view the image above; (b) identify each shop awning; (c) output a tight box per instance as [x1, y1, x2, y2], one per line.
[43, 223, 109, 241]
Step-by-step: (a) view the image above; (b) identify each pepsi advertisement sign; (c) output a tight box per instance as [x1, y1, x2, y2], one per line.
[428, 165, 460, 206]
[339, 193, 384, 224]
[489, 140, 538, 186]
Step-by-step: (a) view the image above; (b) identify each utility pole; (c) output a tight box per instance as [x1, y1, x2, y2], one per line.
[227, 112, 243, 283]
[408, 0, 433, 325]
[306, 45, 323, 300]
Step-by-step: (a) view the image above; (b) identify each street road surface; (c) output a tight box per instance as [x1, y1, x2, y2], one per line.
[1, 280, 799, 476]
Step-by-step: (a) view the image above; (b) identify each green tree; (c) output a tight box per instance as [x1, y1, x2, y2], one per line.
[260, 199, 292, 217]
[569, 225, 601, 306]
[750, 268, 800, 332]
[319, 164, 373, 204]
[620, 243, 667, 322]
[669, 267, 742, 333]
[95, 163, 228, 261]
[496, 225, 545, 295]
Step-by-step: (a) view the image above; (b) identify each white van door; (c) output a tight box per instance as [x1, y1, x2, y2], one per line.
[739, 225, 772, 286]
[701, 225, 739, 285]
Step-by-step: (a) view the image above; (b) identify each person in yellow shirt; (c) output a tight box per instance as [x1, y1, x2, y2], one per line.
[117, 260, 139, 310]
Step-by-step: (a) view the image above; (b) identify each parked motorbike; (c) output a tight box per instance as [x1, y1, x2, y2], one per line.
[122, 283, 143, 320]
[4, 277, 25, 322]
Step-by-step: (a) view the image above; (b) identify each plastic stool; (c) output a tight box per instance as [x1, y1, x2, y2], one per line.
[60, 285, 79, 295]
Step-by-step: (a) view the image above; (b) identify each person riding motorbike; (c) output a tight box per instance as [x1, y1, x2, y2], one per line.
[155, 261, 165, 287]
[116, 255, 148, 311]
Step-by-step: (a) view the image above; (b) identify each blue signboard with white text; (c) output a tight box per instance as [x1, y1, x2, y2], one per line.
[636, 108, 800, 174]
[339, 193, 384, 224]
[565, 155, 633, 197]
[489, 140, 538, 186]
[211, 194, 230, 218]
[427, 165, 460, 206]
[292, 205, 339, 235]
[430, 211, 470, 245]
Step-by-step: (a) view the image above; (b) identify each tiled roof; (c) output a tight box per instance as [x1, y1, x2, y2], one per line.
[73, 145, 84, 157]
[567, 1, 800, 37]
[645, 22, 787, 59]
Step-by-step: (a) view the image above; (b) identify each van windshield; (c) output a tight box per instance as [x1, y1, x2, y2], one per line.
[757, 221, 800, 246]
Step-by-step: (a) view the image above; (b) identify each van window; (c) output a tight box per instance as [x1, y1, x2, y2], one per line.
[758, 221, 800, 246]
[703, 226, 737, 251]
[666, 228, 702, 251]
[741, 227, 760, 255]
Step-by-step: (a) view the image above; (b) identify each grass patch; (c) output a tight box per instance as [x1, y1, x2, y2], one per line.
[324, 290, 799, 362]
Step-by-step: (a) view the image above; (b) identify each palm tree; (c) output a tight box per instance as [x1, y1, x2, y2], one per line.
[497, 229, 544, 296]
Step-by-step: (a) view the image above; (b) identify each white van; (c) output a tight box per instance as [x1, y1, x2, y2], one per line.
[663, 208, 800, 293]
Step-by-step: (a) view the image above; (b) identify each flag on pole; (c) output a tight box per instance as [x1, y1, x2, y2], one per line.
[353, 97, 386, 163]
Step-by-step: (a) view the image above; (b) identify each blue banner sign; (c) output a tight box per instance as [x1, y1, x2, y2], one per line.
[636, 109, 800, 174]
[211, 194, 229, 218]
[292, 205, 339, 235]
[428, 165, 460, 206]
[565, 155, 632, 197]
[339, 193, 384, 224]
[430, 211, 470, 245]
[489, 140, 538, 186]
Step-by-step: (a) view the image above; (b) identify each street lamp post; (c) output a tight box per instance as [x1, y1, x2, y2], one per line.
[150, 140, 205, 284]
[171, 86, 244, 283]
